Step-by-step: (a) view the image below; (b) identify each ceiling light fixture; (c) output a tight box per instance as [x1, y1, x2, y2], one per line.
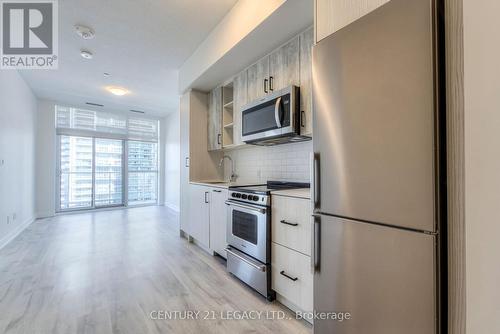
[105, 86, 130, 96]
[130, 109, 145, 114]
[80, 49, 93, 59]
[75, 25, 95, 40]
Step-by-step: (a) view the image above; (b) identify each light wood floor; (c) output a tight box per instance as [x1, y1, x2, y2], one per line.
[0, 206, 312, 334]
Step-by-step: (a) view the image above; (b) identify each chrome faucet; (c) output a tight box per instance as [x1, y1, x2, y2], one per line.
[219, 155, 237, 182]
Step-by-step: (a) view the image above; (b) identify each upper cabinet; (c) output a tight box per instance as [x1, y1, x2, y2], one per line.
[315, 0, 391, 42]
[247, 56, 270, 102]
[299, 27, 314, 137]
[206, 26, 314, 148]
[247, 37, 300, 103]
[233, 70, 247, 147]
[207, 86, 222, 151]
[269, 36, 300, 92]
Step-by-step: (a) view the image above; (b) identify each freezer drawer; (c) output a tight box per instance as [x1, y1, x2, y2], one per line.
[314, 215, 436, 334]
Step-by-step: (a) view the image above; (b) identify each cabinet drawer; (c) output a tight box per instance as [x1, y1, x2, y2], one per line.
[272, 195, 312, 255]
[272, 243, 313, 312]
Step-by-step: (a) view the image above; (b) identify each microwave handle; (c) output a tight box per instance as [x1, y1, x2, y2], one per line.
[274, 97, 282, 128]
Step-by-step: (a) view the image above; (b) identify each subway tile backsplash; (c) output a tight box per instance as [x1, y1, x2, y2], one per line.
[224, 141, 312, 183]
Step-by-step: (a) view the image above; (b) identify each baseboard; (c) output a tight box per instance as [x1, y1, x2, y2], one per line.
[36, 211, 55, 219]
[0, 216, 36, 250]
[164, 202, 180, 213]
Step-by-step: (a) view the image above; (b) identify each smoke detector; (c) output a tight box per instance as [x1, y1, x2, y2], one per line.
[75, 25, 95, 40]
[80, 49, 93, 59]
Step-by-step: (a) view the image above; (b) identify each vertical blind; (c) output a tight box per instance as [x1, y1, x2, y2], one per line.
[55, 105, 159, 142]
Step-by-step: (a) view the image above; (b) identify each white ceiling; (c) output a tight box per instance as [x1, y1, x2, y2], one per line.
[19, 0, 238, 117]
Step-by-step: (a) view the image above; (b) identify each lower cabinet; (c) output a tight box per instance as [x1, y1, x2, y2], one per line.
[271, 193, 313, 317]
[188, 185, 210, 248]
[209, 188, 229, 258]
[186, 184, 228, 258]
[272, 243, 313, 313]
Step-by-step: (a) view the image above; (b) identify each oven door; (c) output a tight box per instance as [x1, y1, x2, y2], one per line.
[226, 200, 269, 263]
[241, 86, 297, 143]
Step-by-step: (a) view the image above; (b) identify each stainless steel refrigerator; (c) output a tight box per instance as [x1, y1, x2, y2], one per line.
[311, 0, 446, 333]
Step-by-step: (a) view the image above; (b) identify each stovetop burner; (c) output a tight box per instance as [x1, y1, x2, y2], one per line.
[228, 181, 310, 206]
[230, 181, 310, 194]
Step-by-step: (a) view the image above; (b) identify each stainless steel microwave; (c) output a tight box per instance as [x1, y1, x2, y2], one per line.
[241, 86, 310, 145]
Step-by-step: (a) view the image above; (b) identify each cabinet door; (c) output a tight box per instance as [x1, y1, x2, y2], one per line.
[189, 185, 210, 248]
[299, 27, 314, 137]
[207, 87, 222, 151]
[209, 188, 228, 258]
[233, 70, 247, 146]
[247, 55, 269, 102]
[315, 0, 390, 42]
[269, 37, 300, 92]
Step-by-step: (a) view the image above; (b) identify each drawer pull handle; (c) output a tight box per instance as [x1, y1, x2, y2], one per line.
[280, 220, 298, 227]
[280, 270, 298, 282]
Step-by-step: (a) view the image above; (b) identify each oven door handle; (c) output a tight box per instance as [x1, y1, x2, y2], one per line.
[225, 200, 267, 213]
[274, 97, 282, 128]
[226, 248, 266, 272]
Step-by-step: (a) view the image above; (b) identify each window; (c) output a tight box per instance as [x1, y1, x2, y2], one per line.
[55, 106, 159, 212]
[128, 141, 158, 205]
[95, 139, 123, 207]
[59, 136, 93, 210]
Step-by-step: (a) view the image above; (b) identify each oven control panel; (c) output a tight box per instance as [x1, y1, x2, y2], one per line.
[229, 191, 270, 206]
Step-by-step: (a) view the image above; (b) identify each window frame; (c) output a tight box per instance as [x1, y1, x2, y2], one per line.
[55, 135, 159, 213]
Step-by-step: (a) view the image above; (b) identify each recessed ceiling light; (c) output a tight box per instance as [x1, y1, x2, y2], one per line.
[80, 49, 93, 59]
[105, 86, 130, 96]
[103, 72, 111, 77]
[75, 25, 95, 40]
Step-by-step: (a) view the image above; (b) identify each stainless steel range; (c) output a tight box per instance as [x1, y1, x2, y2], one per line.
[225, 181, 309, 301]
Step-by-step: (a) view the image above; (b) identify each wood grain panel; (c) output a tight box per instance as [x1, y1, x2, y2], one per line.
[445, 0, 466, 332]
[299, 27, 314, 136]
[272, 195, 312, 256]
[207, 86, 222, 151]
[269, 36, 300, 92]
[247, 56, 269, 102]
[233, 71, 247, 146]
[315, 0, 391, 42]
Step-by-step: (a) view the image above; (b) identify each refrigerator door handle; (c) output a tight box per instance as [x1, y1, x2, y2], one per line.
[313, 153, 320, 210]
[312, 214, 321, 272]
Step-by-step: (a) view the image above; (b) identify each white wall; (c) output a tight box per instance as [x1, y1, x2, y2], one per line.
[0, 71, 38, 249]
[463, 1, 500, 332]
[35, 100, 57, 218]
[224, 141, 312, 183]
[163, 110, 181, 212]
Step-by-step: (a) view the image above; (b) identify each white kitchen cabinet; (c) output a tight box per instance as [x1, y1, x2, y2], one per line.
[299, 27, 314, 137]
[272, 243, 313, 313]
[315, 0, 391, 42]
[189, 184, 210, 248]
[272, 195, 312, 256]
[207, 86, 223, 151]
[209, 188, 229, 258]
[269, 36, 300, 92]
[247, 55, 270, 103]
[271, 192, 313, 316]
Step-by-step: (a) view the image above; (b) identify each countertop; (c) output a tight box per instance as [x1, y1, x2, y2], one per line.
[191, 181, 311, 199]
[271, 188, 311, 199]
[190, 180, 261, 189]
